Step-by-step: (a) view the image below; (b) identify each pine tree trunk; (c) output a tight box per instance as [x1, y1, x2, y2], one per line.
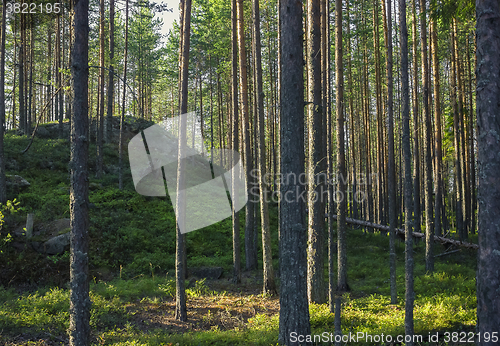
[278, 0, 311, 343]
[174, 0, 192, 322]
[0, 0, 7, 204]
[411, 0, 421, 235]
[236, 0, 256, 275]
[231, 0, 242, 284]
[252, 0, 275, 295]
[476, 0, 500, 340]
[399, 0, 414, 342]
[306, 0, 326, 304]
[430, 12, 443, 238]
[69, 0, 90, 342]
[381, 0, 397, 305]
[419, 0, 434, 273]
[106, 0, 115, 143]
[96, 0, 105, 178]
[335, 0, 348, 294]
[118, 0, 129, 191]
[450, 24, 464, 241]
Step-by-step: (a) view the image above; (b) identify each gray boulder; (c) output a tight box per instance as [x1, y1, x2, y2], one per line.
[41, 232, 70, 255]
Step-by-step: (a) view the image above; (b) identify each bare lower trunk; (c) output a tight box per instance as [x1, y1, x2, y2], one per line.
[69, 0, 90, 343]
[476, 0, 500, 342]
[278, 0, 311, 343]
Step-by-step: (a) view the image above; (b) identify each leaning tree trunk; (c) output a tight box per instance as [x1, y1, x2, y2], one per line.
[476, 0, 500, 342]
[278, 0, 311, 344]
[68, 0, 90, 343]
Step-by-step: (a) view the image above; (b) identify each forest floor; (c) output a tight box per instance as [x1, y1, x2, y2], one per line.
[0, 124, 480, 345]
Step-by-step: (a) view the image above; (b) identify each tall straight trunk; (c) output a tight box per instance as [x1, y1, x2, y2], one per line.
[231, 0, 242, 284]
[466, 34, 476, 234]
[19, 14, 25, 134]
[453, 19, 469, 239]
[476, 0, 500, 340]
[411, 0, 421, 234]
[28, 22, 34, 133]
[278, 0, 311, 343]
[400, 0, 414, 343]
[118, 0, 129, 190]
[335, 0, 347, 294]
[450, 24, 464, 241]
[106, 0, 115, 142]
[0, 0, 7, 204]
[69, 0, 90, 343]
[382, 0, 397, 305]
[175, 0, 192, 322]
[431, 12, 443, 237]
[373, 0, 384, 225]
[236, 0, 256, 275]
[57, 15, 63, 138]
[307, 0, 326, 304]
[346, 1, 357, 221]
[325, 0, 335, 311]
[96, 0, 105, 178]
[419, 0, 433, 272]
[252, 0, 275, 295]
[47, 26, 52, 123]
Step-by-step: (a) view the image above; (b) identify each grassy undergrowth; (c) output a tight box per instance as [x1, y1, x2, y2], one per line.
[0, 228, 477, 345]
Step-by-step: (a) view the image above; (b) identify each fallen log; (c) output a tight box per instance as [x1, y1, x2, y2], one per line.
[331, 215, 479, 250]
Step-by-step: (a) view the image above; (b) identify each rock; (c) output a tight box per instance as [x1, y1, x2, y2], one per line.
[188, 266, 223, 280]
[36, 218, 70, 238]
[6, 175, 30, 189]
[40, 232, 70, 255]
[36, 126, 51, 138]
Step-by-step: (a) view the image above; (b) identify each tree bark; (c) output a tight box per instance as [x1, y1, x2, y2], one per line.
[278, 0, 311, 343]
[381, 0, 397, 304]
[231, 0, 242, 284]
[306, 0, 326, 304]
[118, 0, 129, 190]
[399, 0, 414, 342]
[335, 0, 348, 294]
[69, 0, 90, 343]
[96, 0, 105, 178]
[236, 0, 256, 275]
[106, 0, 115, 143]
[430, 12, 443, 238]
[476, 0, 500, 342]
[174, 0, 192, 322]
[450, 24, 464, 241]
[0, 0, 7, 204]
[252, 0, 276, 295]
[419, 0, 434, 273]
